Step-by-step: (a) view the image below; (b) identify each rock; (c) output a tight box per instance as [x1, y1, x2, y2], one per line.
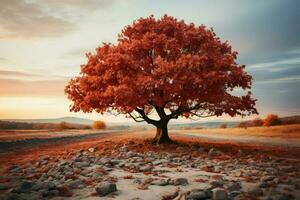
[210, 180, 224, 188]
[47, 189, 59, 198]
[151, 179, 170, 186]
[0, 193, 21, 200]
[32, 181, 56, 191]
[212, 188, 228, 200]
[0, 183, 10, 190]
[95, 182, 117, 196]
[139, 165, 152, 172]
[208, 148, 222, 157]
[16, 181, 34, 193]
[57, 185, 73, 197]
[281, 166, 295, 173]
[260, 175, 275, 182]
[152, 159, 169, 165]
[173, 178, 188, 186]
[126, 151, 136, 158]
[244, 183, 263, 196]
[88, 147, 97, 153]
[226, 182, 241, 191]
[120, 146, 129, 152]
[187, 191, 207, 200]
[66, 179, 85, 189]
[79, 161, 90, 168]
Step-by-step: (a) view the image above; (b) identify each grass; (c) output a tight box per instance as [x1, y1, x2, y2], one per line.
[177, 124, 300, 139]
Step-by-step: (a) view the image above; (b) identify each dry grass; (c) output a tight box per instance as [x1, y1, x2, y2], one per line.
[0, 129, 101, 141]
[177, 124, 300, 139]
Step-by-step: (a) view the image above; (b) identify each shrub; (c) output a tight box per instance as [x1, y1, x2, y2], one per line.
[92, 120, 106, 129]
[219, 123, 227, 128]
[235, 122, 248, 129]
[251, 118, 263, 127]
[59, 121, 72, 129]
[263, 114, 281, 127]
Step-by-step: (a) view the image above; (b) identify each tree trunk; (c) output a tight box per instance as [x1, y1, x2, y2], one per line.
[152, 122, 172, 144]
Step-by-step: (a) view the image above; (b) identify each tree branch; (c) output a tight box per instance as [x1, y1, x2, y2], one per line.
[129, 112, 145, 122]
[135, 107, 159, 126]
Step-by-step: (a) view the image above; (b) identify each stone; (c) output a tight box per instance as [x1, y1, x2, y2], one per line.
[88, 147, 97, 153]
[66, 179, 85, 189]
[260, 175, 275, 182]
[210, 180, 224, 188]
[57, 185, 73, 197]
[151, 179, 170, 186]
[173, 178, 189, 186]
[208, 148, 222, 157]
[212, 188, 228, 200]
[47, 189, 59, 198]
[152, 159, 169, 165]
[226, 182, 241, 191]
[32, 181, 56, 191]
[0, 183, 10, 190]
[139, 165, 152, 172]
[244, 183, 263, 196]
[16, 181, 34, 193]
[95, 182, 117, 196]
[120, 146, 129, 152]
[187, 191, 207, 200]
[79, 161, 90, 168]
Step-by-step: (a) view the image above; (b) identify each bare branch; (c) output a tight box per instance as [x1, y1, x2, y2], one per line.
[129, 112, 145, 122]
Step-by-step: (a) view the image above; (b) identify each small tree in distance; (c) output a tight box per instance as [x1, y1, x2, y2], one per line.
[263, 114, 281, 127]
[252, 117, 263, 127]
[219, 123, 227, 128]
[93, 120, 106, 129]
[65, 15, 257, 144]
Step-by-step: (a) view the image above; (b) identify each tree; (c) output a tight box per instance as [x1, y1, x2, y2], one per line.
[65, 15, 258, 144]
[93, 120, 106, 129]
[251, 117, 263, 127]
[263, 114, 281, 127]
[219, 123, 227, 128]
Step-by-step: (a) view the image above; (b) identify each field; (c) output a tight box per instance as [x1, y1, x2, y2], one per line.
[0, 125, 299, 200]
[178, 124, 300, 139]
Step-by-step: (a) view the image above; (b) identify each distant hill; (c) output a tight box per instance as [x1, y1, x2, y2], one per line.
[1, 117, 94, 125]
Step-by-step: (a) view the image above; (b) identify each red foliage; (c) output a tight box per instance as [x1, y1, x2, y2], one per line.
[65, 15, 257, 137]
[263, 114, 281, 127]
[219, 123, 227, 128]
[92, 120, 106, 129]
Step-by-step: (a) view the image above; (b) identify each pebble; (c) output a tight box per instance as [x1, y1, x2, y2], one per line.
[187, 191, 207, 200]
[95, 182, 117, 196]
[173, 178, 189, 186]
[212, 188, 228, 200]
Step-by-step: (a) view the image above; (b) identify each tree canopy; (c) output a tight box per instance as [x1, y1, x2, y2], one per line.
[65, 15, 257, 143]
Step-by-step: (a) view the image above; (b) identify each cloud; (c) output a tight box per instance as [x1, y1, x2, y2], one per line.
[248, 57, 300, 70]
[255, 75, 300, 84]
[0, 78, 68, 96]
[0, 0, 73, 39]
[0, 70, 39, 78]
[0, 0, 116, 39]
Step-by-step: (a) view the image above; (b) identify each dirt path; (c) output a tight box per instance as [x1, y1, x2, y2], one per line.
[172, 131, 300, 148]
[0, 130, 126, 153]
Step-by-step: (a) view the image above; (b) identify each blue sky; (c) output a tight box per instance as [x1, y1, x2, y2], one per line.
[0, 0, 299, 121]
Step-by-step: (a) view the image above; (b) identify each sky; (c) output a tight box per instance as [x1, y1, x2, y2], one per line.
[0, 0, 300, 122]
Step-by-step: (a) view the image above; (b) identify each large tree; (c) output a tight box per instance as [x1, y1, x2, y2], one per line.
[65, 15, 257, 144]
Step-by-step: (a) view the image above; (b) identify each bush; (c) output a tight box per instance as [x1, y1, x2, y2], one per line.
[263, 114, 281, 127]
[92, 120, 106, 129]
[251, 118, 263, 127]
[235, 122, 248, 129]
[219, 123, 227, 128]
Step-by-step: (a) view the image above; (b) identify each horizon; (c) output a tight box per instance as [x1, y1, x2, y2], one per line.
[1, 0, 300, 122]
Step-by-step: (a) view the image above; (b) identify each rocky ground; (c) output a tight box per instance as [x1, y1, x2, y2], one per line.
[0, 138, 299, 200]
